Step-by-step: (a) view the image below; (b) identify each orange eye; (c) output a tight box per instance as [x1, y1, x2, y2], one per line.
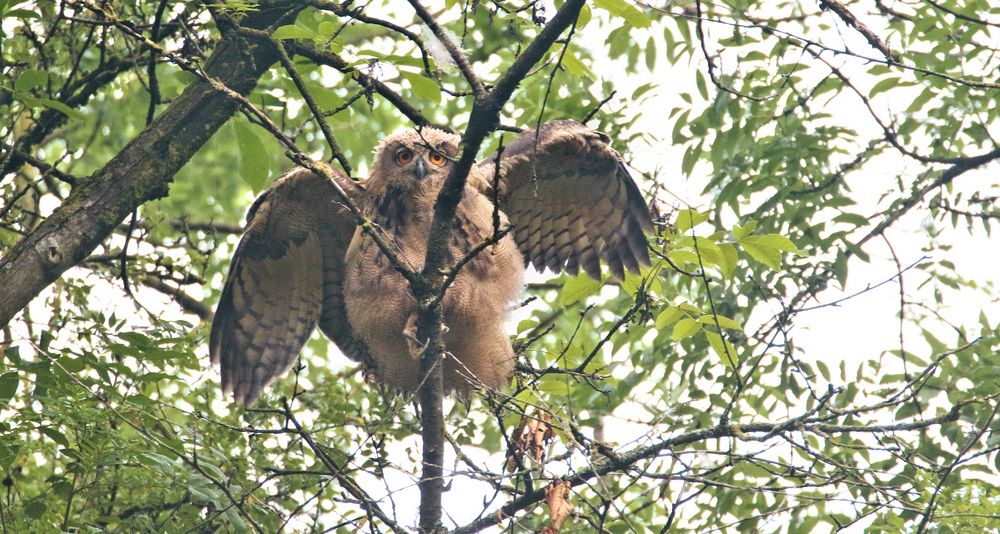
[395, 148, 413, 165]
[428, 151, 447, 166]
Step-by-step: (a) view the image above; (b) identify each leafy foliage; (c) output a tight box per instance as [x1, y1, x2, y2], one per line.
[1, 0, 998, 532]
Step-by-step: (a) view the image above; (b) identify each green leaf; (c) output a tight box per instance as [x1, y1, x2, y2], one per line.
[118, 331, 152, 347]
[0, 444, 20, 468]
[560, 274, 603, 306]
[833, 249, 849, 287]
[716, 243, 738, 278]
[0, 372, 18, 406]
[672, 318, 701, 340]
[272, 24, 319, 41]
[14, 69, 46, 92]
[697, 314, 742, 330]
[621, 265, 658, 296]
[140, 452, 177, 473]
[317, 20, 337, 38]
[24, 500, 47, 519]
[833, 213, 869, 227]
[675, 209, 709, 233]
[224, 506, 250, 532]
[5, 8, 40, 19]
[233, 119, 270, 193]
[666, 249, 697, 267]
[678, 302, 703, 314]
[561, 49, 595, 79]
[576, 4, 592, 28]
[15, 93, 85, 119]
[869, 77, 899, 97]
[705, 331, 738, 370]
[39, 427, 69, 447]
[33, 97, 84, 119]
[739, 234, 798, 270]
[516, 319, 538, 334]
[695, 69, 708, 100]
[538, 375, 573, 396]
[400, 71, 442, 103]
[655, 306, 683, 329]
[308, 83, 345, 111]
[356, 50, 425, 68]
[755, 234, 800, 253]
[594, 0, 651, 28]
[732, 220, 757, 241]
[740, 238, 781, 269]
[680, 141, 702, 176]
[644, 36, 657, 71]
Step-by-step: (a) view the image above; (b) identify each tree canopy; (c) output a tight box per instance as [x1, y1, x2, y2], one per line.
[0, 0, 998, 532]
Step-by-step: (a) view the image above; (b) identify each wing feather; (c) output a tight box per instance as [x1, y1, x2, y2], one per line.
[478, 120, 654, 280]
[210, 166, 369, 406]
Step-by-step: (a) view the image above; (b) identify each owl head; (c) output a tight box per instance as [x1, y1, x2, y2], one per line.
[371, 127, 460, 186]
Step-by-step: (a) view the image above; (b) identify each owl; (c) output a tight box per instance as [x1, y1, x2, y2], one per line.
[210, 120, 653, 405]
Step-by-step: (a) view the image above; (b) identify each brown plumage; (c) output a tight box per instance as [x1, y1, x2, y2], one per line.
[210, 120, 654, 405]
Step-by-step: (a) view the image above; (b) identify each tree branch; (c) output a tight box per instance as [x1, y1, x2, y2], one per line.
[412, 2, 586, 531]
[818, 0, 898, 61]
[284, 41, 442, 130]
[407, 0, 485, 98]
[450, 396, 984, 533]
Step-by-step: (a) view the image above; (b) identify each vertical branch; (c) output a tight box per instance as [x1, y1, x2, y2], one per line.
[412, 1, 587, 531]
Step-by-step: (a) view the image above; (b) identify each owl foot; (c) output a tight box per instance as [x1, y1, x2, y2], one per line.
[403, 313, 449, 361]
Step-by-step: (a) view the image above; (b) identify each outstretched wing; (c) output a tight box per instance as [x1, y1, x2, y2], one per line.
[477, 120, 654, 280]
[210, 166, 369, 406]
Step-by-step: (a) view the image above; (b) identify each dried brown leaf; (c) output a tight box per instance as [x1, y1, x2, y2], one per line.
[543, 480, 572, 532]
[505, 410, 555, 472]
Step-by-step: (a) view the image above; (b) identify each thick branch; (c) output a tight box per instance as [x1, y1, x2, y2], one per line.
[0, 2, 305, 328]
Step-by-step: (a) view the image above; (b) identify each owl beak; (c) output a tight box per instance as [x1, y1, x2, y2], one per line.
[412, 158, 427, 180]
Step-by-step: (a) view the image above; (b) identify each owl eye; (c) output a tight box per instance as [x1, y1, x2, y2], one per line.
[395, 148, 414, 165]
[428, 151, 447, 166]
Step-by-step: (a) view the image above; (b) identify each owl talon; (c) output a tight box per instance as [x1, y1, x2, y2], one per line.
[403, 314, 449, 361]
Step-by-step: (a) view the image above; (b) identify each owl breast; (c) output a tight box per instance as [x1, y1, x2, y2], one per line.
[343, 185, 524, 394]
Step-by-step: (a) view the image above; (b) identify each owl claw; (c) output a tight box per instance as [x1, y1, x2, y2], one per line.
[403, 313, 449, 361]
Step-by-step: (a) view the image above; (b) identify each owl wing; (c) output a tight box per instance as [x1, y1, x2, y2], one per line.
[209, 166, 369, 406]
[477, 120, 654, 280]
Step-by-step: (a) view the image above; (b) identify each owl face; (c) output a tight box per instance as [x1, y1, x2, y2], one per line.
[373, 128, 460, 185]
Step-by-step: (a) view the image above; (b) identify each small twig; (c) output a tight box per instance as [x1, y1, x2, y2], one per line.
[285, 41, 443, 130]
[0, 142, 78, 185]
[279, 400, 407, 534]
[818, 0, 899, 61]
[582, 90, 617, 124]
[407, 0, 486, 98]
[250, 30, 352, 174]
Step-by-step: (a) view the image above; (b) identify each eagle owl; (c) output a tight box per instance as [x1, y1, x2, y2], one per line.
[210, 120, 653, 405]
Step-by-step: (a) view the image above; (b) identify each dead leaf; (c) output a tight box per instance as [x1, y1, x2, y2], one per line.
[505, 410, 555, 473]
[542, 480, 572, 532]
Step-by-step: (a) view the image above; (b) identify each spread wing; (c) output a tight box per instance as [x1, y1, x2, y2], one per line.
[209, 166, 369, 406]
[477, 120, 654, 280]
